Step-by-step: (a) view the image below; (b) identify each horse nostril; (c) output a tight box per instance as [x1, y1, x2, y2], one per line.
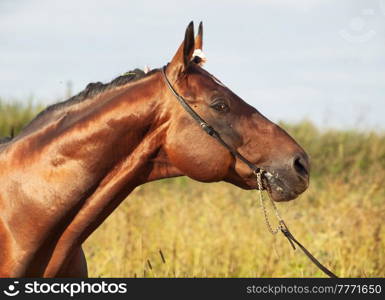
[293, 155, 309, 178]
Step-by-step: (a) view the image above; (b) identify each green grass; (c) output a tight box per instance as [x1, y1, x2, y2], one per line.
[0, 98, 43, 137]
[1, 99, 384, 277]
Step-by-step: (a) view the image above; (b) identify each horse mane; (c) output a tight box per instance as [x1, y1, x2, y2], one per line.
[32, 68, 156, 122]
[2, 67, 158, 142]
[0, 137, 12, 144]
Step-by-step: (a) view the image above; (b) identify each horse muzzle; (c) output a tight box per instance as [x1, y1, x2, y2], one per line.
[261, 152, 310, 202]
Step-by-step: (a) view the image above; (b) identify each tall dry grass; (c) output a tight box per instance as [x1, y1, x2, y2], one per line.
[1, 100, 384, 277]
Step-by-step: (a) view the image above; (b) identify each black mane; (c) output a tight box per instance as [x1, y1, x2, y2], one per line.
[0, 68, 158, 143]
[33, 68, 151, 121]
[0, 136, 12, 144]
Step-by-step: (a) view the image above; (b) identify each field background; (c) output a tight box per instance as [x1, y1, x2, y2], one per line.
[1, 100, 384, 277]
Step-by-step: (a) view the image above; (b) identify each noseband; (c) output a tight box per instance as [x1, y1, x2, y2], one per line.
[161, 65, 338, 278]
[161, 66, 260, 175]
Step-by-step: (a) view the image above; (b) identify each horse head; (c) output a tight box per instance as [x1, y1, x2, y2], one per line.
[163, 22, 309, 202]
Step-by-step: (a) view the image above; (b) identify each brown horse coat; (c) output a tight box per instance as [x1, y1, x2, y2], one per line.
[0, 22, 309, 277]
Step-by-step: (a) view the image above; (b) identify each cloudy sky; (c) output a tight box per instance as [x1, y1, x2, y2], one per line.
[1, 0, 384, 129]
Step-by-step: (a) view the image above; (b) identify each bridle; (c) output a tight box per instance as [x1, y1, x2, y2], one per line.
[161, 66, 260, 175]
[161, 65, 338, 278]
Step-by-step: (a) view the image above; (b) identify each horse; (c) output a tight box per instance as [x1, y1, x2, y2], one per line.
[0, 22, 309, 277]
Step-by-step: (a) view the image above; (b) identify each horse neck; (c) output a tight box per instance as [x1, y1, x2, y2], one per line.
[0, 72, 185, 277]
[7, 72, 180, 198]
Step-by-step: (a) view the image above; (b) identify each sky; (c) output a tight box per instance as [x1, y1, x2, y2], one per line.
[1, 0, 384, 130]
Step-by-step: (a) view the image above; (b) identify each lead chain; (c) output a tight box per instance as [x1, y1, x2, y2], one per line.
[256, 170, 284, 235]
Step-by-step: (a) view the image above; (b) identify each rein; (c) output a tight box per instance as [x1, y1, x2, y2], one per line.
[161, 66, 338, 278]
[255, 173, 338, 278]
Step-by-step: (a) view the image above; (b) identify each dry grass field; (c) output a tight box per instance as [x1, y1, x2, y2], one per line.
[1, 100, 384, 277]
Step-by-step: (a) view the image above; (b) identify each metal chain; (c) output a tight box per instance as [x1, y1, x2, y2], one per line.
[255, 170, 339, 278]
[256, 170, 284, 235]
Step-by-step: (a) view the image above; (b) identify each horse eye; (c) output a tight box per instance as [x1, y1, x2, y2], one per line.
[211, 102, 229, 112]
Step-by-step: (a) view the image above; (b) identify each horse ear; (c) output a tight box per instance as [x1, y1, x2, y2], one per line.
[167, 21, 195, 81]
[195, 21, 203, 50]
[191, 21, 207, 66]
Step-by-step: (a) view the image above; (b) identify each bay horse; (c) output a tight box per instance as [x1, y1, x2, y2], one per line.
[0, 22, 309, 277]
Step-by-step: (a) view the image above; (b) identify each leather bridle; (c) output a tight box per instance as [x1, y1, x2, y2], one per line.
[161, 66, 261, 175]
[161, 65, 338, 278]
